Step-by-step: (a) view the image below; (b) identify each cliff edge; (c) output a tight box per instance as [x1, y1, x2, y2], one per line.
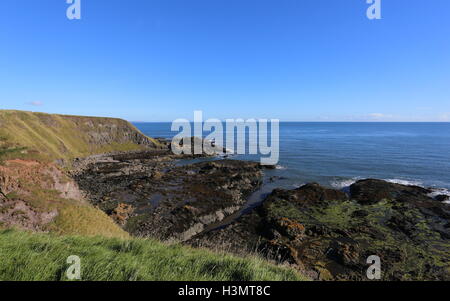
[0, 110, 160, 162]
[0, 110, 161, 238]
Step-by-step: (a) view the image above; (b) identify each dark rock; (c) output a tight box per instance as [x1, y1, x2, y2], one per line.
[72, 152, 264, 242]
[350, 179, 432, 205]
[294, 183, 348, 203]
[266, 183, 348, 207]
[351, 209, 369, 218]
[189, 181, 450, 281]
[328, 241, 360, 266]
[386, 214, 416, 237]
[263, 165, 277, 170]
[268, 176, 287, 183]
[435, 195, 450, 202]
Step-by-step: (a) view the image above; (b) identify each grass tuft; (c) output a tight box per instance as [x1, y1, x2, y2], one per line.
[0, 230, 308, 281]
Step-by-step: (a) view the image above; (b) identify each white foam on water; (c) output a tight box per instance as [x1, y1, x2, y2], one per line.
[383, 179, 450, 203]
[330, 177, 361, 189]
[428, 188, 450, 197]
[217, 151, 234, 158]
[330, 177, 450, 203]
[427, 188, 450, 203]
[384, 178, 423, 186]
[275, 165, 287, 170]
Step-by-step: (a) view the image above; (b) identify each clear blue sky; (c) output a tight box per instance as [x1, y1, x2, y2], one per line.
[1, 0, 449, 121]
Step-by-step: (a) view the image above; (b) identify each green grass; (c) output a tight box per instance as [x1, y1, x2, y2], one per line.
[5, 189, 130, 239]
[0, 229, 308, 281]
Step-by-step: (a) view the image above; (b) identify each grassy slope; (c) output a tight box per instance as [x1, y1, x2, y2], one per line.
[17, 188, 130, 239]
[0, 110, 145, 237]
[0, 110, 158, 162]
[0, 229, 308, 281]
[0, 160, 129, 239]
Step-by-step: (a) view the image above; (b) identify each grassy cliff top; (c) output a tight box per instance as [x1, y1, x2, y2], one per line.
[0, 229, 308, 281]
[0, 110, 159, 162]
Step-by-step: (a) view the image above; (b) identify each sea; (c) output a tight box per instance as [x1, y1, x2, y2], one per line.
[134, 122, 450, 200]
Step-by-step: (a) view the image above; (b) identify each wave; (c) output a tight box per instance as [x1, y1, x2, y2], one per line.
[384, 178, 423, 186]
[217, 151, 235, 158]
[331, 177, 424, 189]
[275, 165, 287, 170]
[384, 179, 450, 203]
[427, 188, 450, 204]
[330, 177, 361, 189]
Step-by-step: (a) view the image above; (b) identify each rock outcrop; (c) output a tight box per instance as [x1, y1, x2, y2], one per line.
[188, 179, 450, 281]
[71, 151, 265, 242]
[350, 179, 433, 204]
[0, 159, 81, 231]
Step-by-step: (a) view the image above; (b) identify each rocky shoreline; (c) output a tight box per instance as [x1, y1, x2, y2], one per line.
[70, 149, 450, 281]
[70, 148, 266, 242]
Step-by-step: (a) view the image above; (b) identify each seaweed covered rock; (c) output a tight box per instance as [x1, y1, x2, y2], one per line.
[189, 180, 450, 280]
[349, 179, 432, 205]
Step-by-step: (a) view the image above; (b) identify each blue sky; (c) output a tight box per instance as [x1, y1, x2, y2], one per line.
[1, 0, 449, 121]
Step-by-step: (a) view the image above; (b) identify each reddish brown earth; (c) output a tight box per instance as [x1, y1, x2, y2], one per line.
[0, 159, 82, 231]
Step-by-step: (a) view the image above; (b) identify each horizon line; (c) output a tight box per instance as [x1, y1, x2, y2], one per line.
[130, 120, 450, 123]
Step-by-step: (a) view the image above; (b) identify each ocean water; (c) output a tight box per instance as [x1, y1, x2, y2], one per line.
[134, 122, 450, 197]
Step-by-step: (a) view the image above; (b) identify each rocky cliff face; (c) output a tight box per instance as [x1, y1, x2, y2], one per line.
[0, 110, 161, 162]
[59, 115, 158, 148]
[0, 159, 82, 199]
[0, 157, 129, 238]
[0, 110, 151, 238]
[0, 159, 82, 231]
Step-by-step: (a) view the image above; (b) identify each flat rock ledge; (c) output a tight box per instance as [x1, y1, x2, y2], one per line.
[71, 150, 264, 242]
